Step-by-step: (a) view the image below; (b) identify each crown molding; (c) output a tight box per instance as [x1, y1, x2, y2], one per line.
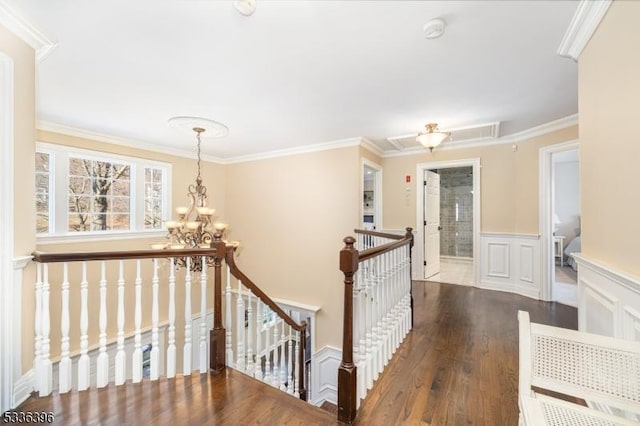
[0, 1, 57, 63]
[223, 136, 363, 164]
[380, 114, 579, 158]
[359, 136, 385, 158]
[557, 0, 612, 61]
[37, 120, 225, 164]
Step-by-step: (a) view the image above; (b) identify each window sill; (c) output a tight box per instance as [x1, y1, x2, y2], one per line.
[37, 230, 167, 245]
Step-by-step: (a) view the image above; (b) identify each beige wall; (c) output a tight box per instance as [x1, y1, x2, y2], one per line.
[1, 24, 37, 377]
[225, 147, 360, 349]
[382, 126, 578, 234]
[579, 0, 640, 278]
[25, 130, 226, 371]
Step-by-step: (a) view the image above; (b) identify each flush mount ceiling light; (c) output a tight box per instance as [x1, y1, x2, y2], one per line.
[234, 0, 256, 16]
[416, 123, 451, 152]
[423, 18, 446, 39]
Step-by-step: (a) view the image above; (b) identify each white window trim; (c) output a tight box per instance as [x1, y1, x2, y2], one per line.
[36, 142, 172, 244]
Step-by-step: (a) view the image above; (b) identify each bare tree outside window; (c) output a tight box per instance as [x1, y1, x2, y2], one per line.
[68, 157, 131, 232]
[35, 152, 50, 233]
[144, 167, 164, 229]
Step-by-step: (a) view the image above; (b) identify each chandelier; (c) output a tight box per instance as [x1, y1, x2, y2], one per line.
[416, 123, 450, 152]
[165, 117, 229, 271]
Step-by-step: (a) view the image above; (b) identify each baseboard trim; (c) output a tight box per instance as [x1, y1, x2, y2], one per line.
[12, 369, 34, 409]
[479, 280, 540, 300]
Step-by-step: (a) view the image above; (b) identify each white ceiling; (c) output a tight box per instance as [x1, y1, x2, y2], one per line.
[7, 0, 579, 159]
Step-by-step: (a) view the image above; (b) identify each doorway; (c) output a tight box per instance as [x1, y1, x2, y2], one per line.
[362, 159, 382, 230]
[540, 141, 579, 304]
[416, 159, 481, 286]
[547, 146, 580, 306]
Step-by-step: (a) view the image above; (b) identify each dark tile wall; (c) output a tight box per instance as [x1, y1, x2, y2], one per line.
[438, 167, 473, 257]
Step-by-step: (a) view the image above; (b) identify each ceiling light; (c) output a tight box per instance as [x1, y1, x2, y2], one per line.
[423, 18, 446, 39]
[166, 116, 229, 272]
[416, 123, 450, 152]
[234, 0, 256, 16]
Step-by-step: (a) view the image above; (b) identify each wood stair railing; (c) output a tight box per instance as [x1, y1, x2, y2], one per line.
[30, 232, 307, 401]
[338, 227, 414, 423]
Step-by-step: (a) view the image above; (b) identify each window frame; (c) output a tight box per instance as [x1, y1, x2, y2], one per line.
[36, 142, 172, 244]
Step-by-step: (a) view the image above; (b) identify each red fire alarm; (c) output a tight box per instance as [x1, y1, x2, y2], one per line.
[405, 175, 411, 183]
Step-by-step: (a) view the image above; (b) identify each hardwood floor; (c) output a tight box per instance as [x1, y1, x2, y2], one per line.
[17, 282, 576, 425]
[354, 281, 577, 425]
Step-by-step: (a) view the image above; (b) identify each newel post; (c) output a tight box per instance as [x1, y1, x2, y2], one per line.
[405, 227, 414, 328]
[299, 323, 308, 401]
[338, 236, 358, 423]
[210, 232, 226, 374]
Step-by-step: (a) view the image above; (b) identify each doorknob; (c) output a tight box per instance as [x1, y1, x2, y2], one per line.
[438, 226, 442, 231]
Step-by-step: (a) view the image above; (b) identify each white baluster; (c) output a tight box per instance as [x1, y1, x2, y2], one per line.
[287, 325, 294, 394]
[60, 263, 74, 392]
[77, 262, 90, 390]
[132, 260, 143, 383]
[183, 258, 192, 375]
[151, 258, 160, 380]
[264, 314, 271, 384]
[97, 261, 109, 388]
[279, 320, 286, 391]
[272, 322, 279, 387]
[225, 266, 234, 365]
[39, 264, 52, 395]
[236, 280, 245, 371]
[293, 330, 300, 398]
[115, 260, 126, 386]
[254, 301, 263, 381]
[246, 291, 254, 375]
[34, 263, 42, 394]
[365, 258, 374, 390]
[167, 262, 176, 378]
[199, 256, 208, 373]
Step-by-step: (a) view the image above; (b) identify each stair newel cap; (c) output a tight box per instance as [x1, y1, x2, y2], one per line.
[340, 236, 359, 274]
[405, 227, 414, 247]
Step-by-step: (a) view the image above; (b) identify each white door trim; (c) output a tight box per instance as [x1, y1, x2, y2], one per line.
[539, 140, 579, 301]
[362, 158, 383, 230]
[415, 158, 481, 285]
[0, 52, 15, 414]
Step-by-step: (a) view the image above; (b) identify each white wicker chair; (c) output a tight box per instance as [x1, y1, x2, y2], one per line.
[518, 310, 640, 426]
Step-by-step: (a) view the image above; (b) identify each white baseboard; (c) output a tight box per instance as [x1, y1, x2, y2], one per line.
[310, 345, 341, 407]
[12, 369, 34, 409]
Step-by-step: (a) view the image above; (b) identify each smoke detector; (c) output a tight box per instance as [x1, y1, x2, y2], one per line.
[423, 18, 446, 39]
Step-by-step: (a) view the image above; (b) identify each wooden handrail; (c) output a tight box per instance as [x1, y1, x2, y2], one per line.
[32, 247, 219, 263]
[224, 244, 308, 401]
[224, 246, 307, 333]
[353, 228, 405, 240]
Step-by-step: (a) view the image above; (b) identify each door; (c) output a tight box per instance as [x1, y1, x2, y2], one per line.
[424, 170, 440, 278]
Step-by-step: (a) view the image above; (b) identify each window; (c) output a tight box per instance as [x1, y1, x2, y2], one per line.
[36, 143, 171, 240]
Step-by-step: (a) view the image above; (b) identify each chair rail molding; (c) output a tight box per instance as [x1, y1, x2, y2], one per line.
[479, 233, 541, 300]
[573, 254, 640, 341]
[557, 0, 613, 61]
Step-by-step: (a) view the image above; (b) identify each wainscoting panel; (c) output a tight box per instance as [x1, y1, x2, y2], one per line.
[311, 345, 341, 407]
[480, 233, 540, 299]
[574, 254, 640, 341]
